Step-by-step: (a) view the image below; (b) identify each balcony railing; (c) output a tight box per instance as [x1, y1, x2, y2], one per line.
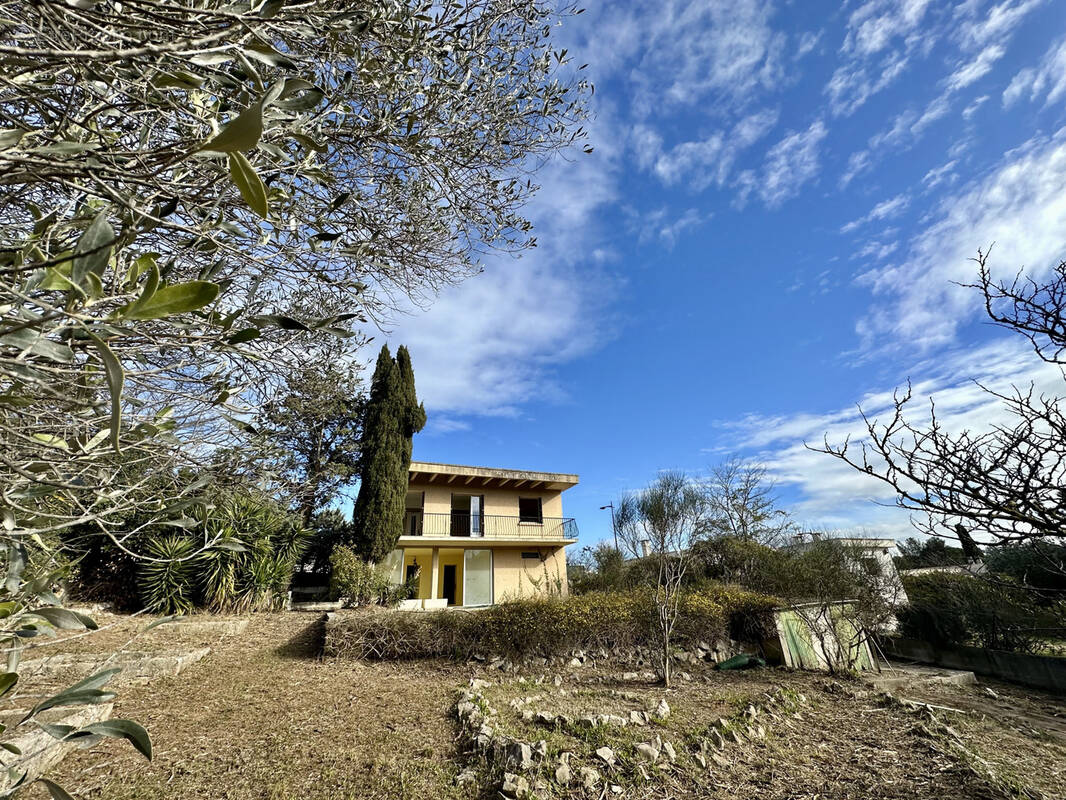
[402, 511, 578, 541]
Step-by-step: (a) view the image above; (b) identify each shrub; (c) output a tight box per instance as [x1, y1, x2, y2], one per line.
[329, 545, 413, 606]
[325, 585, 778, 661]
[899, 572, 1066, 652]
[138, 535, 200, 614]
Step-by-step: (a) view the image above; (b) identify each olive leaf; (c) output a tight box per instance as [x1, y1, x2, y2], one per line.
[228, 152, 269, 218]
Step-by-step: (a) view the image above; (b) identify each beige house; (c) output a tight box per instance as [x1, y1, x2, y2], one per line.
[382, 461, 579, 609]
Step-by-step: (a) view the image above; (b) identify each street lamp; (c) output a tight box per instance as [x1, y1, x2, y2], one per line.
[599, 503, 619, 552]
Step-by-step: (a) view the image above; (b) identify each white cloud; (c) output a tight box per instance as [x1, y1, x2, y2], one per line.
[839, 150, 873, 188]
[754, 119, 829, 208]
[841, 194, 910, 233]
[796, 30, 823, 59]
[1002, 35, 1066, 107]
[921, 159, 958, 190]
[641, 109, 779, 191]
[856, 127, 1066, 351]
[825, 0, 936, 115]
[722, 337, 1063, 535]
[627, 207, 709, 248]
[944, 44, 1006, 92]
[953, 0, 1046, 51]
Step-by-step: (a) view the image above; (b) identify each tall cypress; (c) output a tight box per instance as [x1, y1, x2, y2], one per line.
[350, 344, 425, 563]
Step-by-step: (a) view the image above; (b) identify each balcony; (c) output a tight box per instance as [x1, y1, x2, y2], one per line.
[402, 511, 578, 541]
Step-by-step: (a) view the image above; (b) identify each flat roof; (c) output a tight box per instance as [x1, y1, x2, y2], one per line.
[409, 461, 579, 492]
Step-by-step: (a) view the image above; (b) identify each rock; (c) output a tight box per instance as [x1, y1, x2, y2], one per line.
[520, 710, 534, 722]
[469, 678, 490, 690]
[576, 715, 598, 729]
[507, 742, 533, 771]
[654, 699, 670, 719]
[534, 711, 554, 726]
[501, 772, 529, 798]
[533, 740, 548, 757]
[605, 714, 629, 727]
[569, 657, 583, 667]
[693, 752, 708, 769]
[578, 767, 601, 788]
[629, 710, 648, 725]
[554, 762, 571, 785]
[455, 768, 478, 786]
[610, 785, 623, 794]
[634, 742, 659, 762]
[553, 675, 563, 686]
[662, 741, 677, 762]
[622, 671, 639, 681]
[595, 746, 616, 765]
[711, 752, 730, 768]
[678, 671, 692, 681]
[707, 729, 726, 749]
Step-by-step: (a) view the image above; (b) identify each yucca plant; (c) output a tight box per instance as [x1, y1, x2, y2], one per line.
[138, 535, 200, 614]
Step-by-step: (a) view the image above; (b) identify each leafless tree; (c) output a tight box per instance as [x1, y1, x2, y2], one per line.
[813, 250, 1066, 575]
[703, 457, 793, 546]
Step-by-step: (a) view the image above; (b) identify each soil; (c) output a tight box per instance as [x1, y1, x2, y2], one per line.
[30, 614, 1066, 800]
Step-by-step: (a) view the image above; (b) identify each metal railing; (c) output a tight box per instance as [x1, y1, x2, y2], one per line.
[402, 511, 578, 540]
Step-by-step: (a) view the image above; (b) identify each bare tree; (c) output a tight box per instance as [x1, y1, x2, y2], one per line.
[616, 471, 709, 688]
[813, 251, 1066, 574]
[703, 457, 793, 546]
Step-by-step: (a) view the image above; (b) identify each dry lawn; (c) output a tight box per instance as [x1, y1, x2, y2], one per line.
[30, 613, 1066, 800]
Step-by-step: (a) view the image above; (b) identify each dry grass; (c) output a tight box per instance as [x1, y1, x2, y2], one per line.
[28, 613, 1066, 800]
[37, 614, 476, 800]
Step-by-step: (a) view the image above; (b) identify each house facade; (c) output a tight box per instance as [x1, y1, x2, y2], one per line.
[382, 461, 579, 609]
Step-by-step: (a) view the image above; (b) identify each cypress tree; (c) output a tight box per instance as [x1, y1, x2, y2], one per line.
[350, 344, 425, 563]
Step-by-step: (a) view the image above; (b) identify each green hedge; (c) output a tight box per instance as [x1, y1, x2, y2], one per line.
[324, 585, 777, 661]
[899, 572, 1066, 652]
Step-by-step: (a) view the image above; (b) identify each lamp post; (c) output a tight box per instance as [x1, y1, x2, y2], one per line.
[599, 503, 619, 552]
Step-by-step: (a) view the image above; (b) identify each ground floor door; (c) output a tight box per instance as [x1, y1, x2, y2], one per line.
[442, 564, 457, 605]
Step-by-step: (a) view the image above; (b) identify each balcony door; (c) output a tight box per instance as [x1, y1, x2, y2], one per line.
[450, 494, 484, 537]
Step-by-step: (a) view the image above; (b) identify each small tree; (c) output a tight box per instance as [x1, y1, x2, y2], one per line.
[616, 472, 709, 688]
[350, 345, 425, 563]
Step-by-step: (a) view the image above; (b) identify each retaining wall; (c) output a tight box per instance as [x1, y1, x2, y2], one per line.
[880, 636, 1066, 695]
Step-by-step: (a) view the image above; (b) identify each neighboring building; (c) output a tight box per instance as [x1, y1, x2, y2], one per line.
[382, 461, 579, 609]
[785, 536, 909, 609]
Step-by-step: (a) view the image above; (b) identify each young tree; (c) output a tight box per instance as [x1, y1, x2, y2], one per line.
[350, 345, 426, 562]
[703, 457, 793, 545]
[815, 251, 1066, 574]
[616, 472, 709, 688]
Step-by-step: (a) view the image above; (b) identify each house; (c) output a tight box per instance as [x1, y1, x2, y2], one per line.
[784, 535, 909, 610]
[381, 461, 580, 609]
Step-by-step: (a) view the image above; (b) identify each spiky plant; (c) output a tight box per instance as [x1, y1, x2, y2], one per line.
[138, 535, 200, 614]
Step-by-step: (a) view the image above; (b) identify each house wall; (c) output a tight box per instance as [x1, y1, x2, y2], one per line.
[493, 545, 568, 601]
[409, 482, 566, 519]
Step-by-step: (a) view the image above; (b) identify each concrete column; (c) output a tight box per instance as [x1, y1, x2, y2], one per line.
[430, 548, 440, 599]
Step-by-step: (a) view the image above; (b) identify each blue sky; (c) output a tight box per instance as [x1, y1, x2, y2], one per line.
[387, 0, 1066, 548]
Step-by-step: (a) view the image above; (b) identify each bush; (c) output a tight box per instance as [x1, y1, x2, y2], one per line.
[139, 535, 200, 615]
[135, 490, 311, 614]
[325, 585, 777, 660]
[899, 572, 1066, 652]
[329, 545, 413, 606]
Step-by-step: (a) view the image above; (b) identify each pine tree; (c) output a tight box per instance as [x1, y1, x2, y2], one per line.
[350, 345, 426, 562]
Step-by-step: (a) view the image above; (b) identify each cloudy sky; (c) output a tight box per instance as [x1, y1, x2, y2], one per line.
[388, 0, 1066, 547]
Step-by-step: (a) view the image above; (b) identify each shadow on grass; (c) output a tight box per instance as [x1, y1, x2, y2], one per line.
[273, 613, 326, 660]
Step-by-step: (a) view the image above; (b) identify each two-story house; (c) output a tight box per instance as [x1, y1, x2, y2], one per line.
[381, 461, 579, 609]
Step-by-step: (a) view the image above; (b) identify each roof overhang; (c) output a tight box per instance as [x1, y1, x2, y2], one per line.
[408, 461, 579, 492]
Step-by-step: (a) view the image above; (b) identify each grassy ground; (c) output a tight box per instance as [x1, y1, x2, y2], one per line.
[34, 613, 1066, 800]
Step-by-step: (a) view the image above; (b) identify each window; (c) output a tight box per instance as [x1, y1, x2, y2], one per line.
[518, 497, 543, 524]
